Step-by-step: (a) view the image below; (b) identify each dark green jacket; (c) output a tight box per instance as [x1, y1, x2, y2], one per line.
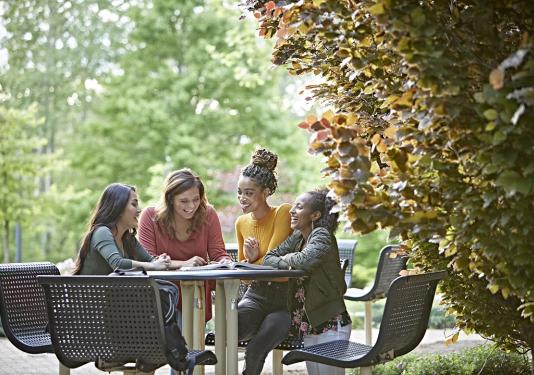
[263, 227, 347, 328]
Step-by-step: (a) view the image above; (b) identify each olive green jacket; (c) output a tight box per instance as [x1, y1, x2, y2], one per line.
[263, 227, 347, 328]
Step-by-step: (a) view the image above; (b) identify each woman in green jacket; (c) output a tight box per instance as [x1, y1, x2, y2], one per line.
[263, 188, 351, 375]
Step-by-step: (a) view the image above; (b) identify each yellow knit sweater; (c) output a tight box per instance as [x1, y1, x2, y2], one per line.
[235, 203, 292, 264]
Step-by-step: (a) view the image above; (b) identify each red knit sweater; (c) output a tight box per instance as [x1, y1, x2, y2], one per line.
[138, 205, 230, 321]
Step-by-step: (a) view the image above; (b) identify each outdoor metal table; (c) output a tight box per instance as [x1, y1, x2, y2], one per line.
[148, 268, 306, 375]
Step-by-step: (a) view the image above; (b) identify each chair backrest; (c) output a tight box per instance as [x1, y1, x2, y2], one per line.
[225, 243, 238, 262]
[0, 262, 59, 354]
[368, 271, 447, 362]
[38, 275, 169, 369]
[367, 245, 408, 300]
[337, 239, 357, 287]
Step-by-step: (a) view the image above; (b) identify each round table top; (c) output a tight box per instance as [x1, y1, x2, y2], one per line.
[147, 268, 306, 281]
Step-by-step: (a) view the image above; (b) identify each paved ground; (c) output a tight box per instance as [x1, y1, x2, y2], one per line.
[0, 329, 487, 375]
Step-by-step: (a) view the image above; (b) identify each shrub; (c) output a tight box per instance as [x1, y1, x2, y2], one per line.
[347, 345, 530, 375]
[245, 0, 534, 360]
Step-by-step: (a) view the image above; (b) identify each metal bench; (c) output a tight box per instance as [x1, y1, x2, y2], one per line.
[38, 275, 217, 375]
[282, 271, 447, 373]
[0, 262, 69, 375]
[344, 245, 409, 346]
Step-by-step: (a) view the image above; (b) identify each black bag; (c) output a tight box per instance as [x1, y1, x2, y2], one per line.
[109, 268, 189, 372]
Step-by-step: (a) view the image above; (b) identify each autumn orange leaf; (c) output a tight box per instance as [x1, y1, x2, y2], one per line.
[489, 68, 504, 90]
[265, 1, 276, 11]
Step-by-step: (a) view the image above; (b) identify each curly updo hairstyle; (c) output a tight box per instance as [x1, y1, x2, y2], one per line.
[241, 148, 278, 195]
[306, 188, 339, 234]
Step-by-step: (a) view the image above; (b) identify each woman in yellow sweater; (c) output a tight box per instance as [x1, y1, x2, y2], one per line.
[236, 148, 292, 375]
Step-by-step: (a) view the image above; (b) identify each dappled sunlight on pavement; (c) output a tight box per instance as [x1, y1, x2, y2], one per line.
[0, 329, 486, 375]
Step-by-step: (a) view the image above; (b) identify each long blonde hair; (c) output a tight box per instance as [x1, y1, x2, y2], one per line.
[154, 168, 208, 239]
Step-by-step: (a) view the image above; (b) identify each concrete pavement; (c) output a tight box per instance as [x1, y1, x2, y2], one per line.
[0, 329, 487, 375]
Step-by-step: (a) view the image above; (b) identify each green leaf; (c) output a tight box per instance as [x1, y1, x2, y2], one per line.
[368, 3, 385, 16]
[495, 171, 531, 195]
[483, 109, 498, 120]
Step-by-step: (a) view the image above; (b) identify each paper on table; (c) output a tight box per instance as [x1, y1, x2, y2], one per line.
[180, 261, 274, 271]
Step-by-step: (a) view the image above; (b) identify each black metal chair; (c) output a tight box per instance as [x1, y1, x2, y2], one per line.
[282, 271, 447, 372]
[225, 243, 238, 262]
[0, 262, 59, 353]
[0, 262, 70, 375]
[337, 239, 358, 287]
[344, 245, 408, 345]
[38, 275, 216, 375]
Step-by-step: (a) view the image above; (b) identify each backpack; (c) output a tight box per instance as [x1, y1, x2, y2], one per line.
[110, 268, 189, 372]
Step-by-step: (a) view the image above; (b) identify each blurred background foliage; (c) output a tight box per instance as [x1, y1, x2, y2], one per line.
[0, 0, 315, 263]
[0, 0, 389, 290]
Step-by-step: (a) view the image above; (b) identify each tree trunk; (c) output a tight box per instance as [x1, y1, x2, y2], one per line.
[2, 220, 10, 263]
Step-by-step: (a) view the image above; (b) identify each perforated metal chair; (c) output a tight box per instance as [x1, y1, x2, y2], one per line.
[0, 262, 69, 375]
[337, 239, 358, 287]
[345, 245, 408, 346]
[38, 275, 217, 375]
[283, 271, 447, 373]
[225, 243, 238, 262]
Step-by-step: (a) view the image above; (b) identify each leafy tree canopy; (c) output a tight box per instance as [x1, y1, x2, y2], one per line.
[245, 0, 534, 355]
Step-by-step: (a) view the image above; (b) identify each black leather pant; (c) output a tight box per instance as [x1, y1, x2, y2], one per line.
[238, 281, 291, 375]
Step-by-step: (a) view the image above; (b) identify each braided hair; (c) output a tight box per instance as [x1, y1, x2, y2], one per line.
[240, 148, 278, 195]
[306, 188, 339, 234]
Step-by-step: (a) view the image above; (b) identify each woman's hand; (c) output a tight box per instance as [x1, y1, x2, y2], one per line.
[157, 253, 171, 262]
[151, 257, 171, 271]
[243, 237, 260, 263]
[218, 257, 233, 264]
[183, 256, 207, 267]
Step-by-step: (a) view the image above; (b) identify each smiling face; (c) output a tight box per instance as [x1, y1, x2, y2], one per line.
[237, 176, 269, 214]
[289, 192, 321, 232]
[118, 190, 140, 230]
[172, 187, 201, 220]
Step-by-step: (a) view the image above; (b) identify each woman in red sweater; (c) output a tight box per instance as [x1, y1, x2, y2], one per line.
[138, 168, 232, 326]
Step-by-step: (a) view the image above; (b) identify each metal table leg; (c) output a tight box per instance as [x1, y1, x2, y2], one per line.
[192, 281, 205, 375]
[214, 280, 226, 375]
[223, 279, 241, 375]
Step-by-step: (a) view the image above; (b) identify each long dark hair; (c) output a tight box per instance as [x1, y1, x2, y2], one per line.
[73, 183, 137, 275]
[307, 188, 339, 234]
[154, 168, 208, 239]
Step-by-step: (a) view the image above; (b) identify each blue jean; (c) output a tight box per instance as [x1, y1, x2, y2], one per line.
[237, 281, 291, 375]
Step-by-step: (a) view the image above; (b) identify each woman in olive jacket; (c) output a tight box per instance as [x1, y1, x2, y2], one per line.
[263, 188, 351, 375]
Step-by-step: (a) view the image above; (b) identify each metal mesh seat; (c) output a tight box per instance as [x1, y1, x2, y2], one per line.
[345, 245, 408, 302]
[38, 275, 216, 374]
[344, 245, 408, 345]
[0, 262, 60, 354]
[282, 271, 447, 368]
[337, 239, 358, 287]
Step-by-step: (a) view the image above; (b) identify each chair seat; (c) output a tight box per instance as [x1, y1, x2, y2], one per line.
[97, 350, 217, 372]
[275, 336, 304, 350]
[344, 287, 373, 301]
[205, 332, 249, 347]
[282, 340, 373, 367]
[205, 331, 303, 350]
